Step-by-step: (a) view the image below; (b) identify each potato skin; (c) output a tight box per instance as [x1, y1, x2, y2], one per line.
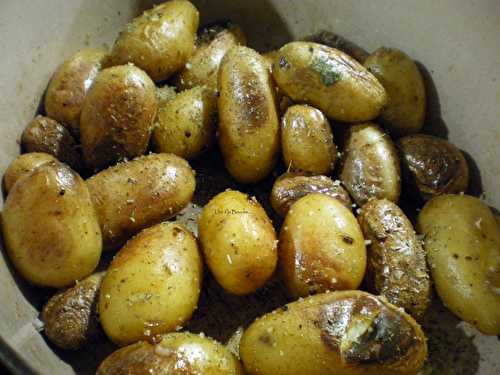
[86, 153, 195, 250]
[80, 65, 157, 171]
[1, 162, 102, 287]
[198, 190, 278, 295]
[358, 199, 431, 319]
[272, 42, 387, 122]
[3, 152, 57, 193]
[240, 291, 427, 375]
[99, 223, 202, 346]
[108, 0, 199, 82]
[304, 30, 369, 63]
[218, 46, 280, 183]
[279, 194, 366, 299]
[417, 194, 500, 335]
[340, 123, 401, 206]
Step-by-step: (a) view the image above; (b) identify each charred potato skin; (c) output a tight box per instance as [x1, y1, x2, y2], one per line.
[3, 152, 57, 193]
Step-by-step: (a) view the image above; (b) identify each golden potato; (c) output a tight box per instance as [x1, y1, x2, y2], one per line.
[86, 153, 195, 250]
[218, 46, 280, 183]
[417, 194, 500, 335]
[99, 222, 202, 346]
[1, 161, 102, 287]
[198, 190, 278, 295]
[240, 291, 427, 375]
[272, 42, 387, 122]
[3, 152, 57, 193]
[279, 194, 366, 299]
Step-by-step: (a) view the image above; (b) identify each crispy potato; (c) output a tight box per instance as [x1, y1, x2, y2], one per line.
[417, 194, 500, 335]
[1, 161, 102, 287]
[198, 190, 278, 295]
[240, 291, 427, 375]
[99, 223, 202, 346]
[279, 194, 366, 298]
[41, 272, 105, 350]
[281, 104, 336, 174]
[303, 30, 369, 63]
[340, 123, 401, 206]
[272, 42, 387, 122]
[3, 152, 57, 193]
[86, 153, 195, 250]
[358, 199, 431, 319]
[108, 0, 199, 82]
[218, 46, 280, 183]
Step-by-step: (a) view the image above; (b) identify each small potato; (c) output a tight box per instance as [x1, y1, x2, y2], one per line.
[108, 0, 199, 82]
[44, 48, 108, 136]
[279, 194, 366, 299]
[240, 291, 427, 375]
[97, 332, 244, 375]
[417, 194, 500, 335]
[398, 134, 469, 201]
[218, 46, 280, 183]
[340, 123, 401, 206]
[1, 162, 102, 287]
[364, 47, 426, 136]
[86, 153, 195, 250]
[198, 190, 278, 295]
[272, 42, 387, 122]
[358, 199, 431, 319]
[99, 223, 202, 346]
[3, 152, 57, 193]
[281, 104, 336, 174]
[41, 272, 105, 350]
[152, 86, 217, 159]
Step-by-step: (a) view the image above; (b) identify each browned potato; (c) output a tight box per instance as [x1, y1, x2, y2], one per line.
[3, 152, 57, 193]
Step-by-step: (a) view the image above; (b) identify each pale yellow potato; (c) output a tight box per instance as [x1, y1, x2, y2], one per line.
[279, 194, 366, 299]
[198, 190, 278, 295]
[1, 161, 102, 287]
[99, 222, 202, 346]
[3, 152, 57, 193]
[417, 194, 500, 335]
[240, 291, 427, 375]
[218, 46, 280, 183]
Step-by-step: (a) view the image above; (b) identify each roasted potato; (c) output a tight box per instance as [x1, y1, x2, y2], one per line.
[272, 42, 387, 122]
[279, 194, 366, 298]
[86, 153, 195, 250]
[340, 123, 401, 206]
[99, 222, 202, 346]
[108, 0, 199, 82]
[41, 272, 105, 350]
[1, 161, 102, 287]
[281, 105, 336, 174]
[3, 152, 57, 193]
[417, 194, 500, 335]
[358, 199, 431, 319]
[218, 46, 280, 183]
[240, 290, 427, 375]
[198, 190, 278, 295]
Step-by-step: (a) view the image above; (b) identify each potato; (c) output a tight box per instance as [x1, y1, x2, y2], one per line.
[279, 194, 366, 299]
[44, 48, 108, 136]
[340, 123, 401, 206]
[1, 161, 102, 287]
[397, 134, 469, 201]
[198, 190, 278, 295]
[272, 42, 387, 122]
[108, 0, 199, 82]
[3, 152, 57, 193]
[281, 104, 336, 174]
[218, 46, 280, 183]
[270, 172, 352, 217]
[263, 50, 293, 114]
[303, 30, 369, 63]
[240, 290, 427, 375]
[417, 194, 500, 335]
[99, 222, 202, 346]
[364, 47, 426, 136]
[97, 332, 244, 375]
[358, 199, 431, 319]
[152, 86, 217, 159]
[86, 153, 195, 250]
[21, 115, 82, 171]
[41, 272, 105, 350]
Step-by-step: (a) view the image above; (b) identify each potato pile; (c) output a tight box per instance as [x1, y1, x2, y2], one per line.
[1, 1, 499, 374]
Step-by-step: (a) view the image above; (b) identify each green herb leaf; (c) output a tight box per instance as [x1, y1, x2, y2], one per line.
[311, 55, 341, 86]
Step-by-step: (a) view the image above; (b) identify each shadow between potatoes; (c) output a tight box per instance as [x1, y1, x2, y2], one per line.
[461, 150, 484, 198]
